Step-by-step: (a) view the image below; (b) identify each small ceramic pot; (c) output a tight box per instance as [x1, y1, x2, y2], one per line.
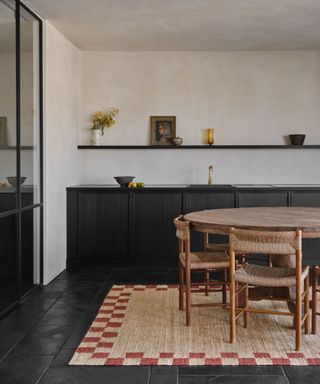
[172, 136, 183, 146]
[289, 134, 306, 146]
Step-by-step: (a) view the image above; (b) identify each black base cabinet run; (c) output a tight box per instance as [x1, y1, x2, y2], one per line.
[67, 185, 320, 268]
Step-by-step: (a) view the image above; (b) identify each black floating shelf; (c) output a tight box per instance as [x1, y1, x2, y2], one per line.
[77, 145, 320, 149]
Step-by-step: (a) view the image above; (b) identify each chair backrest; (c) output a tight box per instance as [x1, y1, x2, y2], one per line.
[173, 215, 190, 241]
[229, 228, 302, 255]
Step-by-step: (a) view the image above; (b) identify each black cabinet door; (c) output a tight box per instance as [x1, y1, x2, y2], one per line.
[75, 191, 129, 266]
[291, 191, 320, 265]
[0, 214, 19, 312]
[132, 191, 182, 267]
[185, 192, 235, 252]
[184, 192, 235, 213]
[237, 191, 288, 207]
[291, 191, 320, 207]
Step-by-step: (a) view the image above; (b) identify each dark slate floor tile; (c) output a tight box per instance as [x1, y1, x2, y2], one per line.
[150, 366, 178, 384]
[18, 297, 56, 315]
[56, 283, 101, 304]
[178, 377, 208, 384]
[50, 348, 76, 367]
[39, 366, 150, 384]
[0, 309, 42, 332]
[179, 366, 285, 376]
[109, 268, 168, 284]
[0, 354, 54, 384]
[283, 366, 320, 384]
[37, 366, 89, 384]
[64, 280, 102, 290]
[78, 267, 112, 281]
[0, 330, 25, 360]
[9, 325, 73, 356]
[93, 282, 113, 298]
[30, 288, 64, 301]
[62, 310, 97, 349]
[38, 302, 87, 326]
[42, 279, 75, 291]
[55, 269, 82, 280]
[207, 376, 289, 384]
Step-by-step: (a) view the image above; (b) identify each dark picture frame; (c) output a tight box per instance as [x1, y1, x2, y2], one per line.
[0, 117, 7, 146]
[150, 116, 176, 145]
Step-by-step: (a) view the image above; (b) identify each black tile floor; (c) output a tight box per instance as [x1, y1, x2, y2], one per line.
[0, 267, 318, 384]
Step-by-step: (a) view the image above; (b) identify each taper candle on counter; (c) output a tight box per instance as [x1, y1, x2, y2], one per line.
[207, 128, 214, 145]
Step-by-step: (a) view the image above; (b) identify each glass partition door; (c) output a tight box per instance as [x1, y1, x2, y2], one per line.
[0, 0, 42, 316]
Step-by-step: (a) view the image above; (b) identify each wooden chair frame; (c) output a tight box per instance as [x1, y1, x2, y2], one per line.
[175, 216, 229, 326]
[229, 228, 309, 351]
[203, 232, 228, 300]
[312, 266, 320, 334]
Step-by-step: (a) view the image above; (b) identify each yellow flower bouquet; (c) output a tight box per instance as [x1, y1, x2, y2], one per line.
[91, 107, 119, 135]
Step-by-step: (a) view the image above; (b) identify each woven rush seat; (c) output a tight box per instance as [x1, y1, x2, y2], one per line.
[235, 263, 310, 287]
[206, 243, 229, 252]
[179, 251, 230, 270]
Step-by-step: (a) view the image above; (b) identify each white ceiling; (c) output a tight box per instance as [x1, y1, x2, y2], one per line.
[25, 0, 320, 51]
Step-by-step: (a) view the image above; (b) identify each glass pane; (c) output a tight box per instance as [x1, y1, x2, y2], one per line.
[21, 207, 40, 294]
[20, 6, 40, 207]
[0, 214, 19, 313]
[0, 0, 17, 213]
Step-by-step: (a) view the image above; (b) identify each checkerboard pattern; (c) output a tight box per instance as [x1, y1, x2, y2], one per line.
[69, 285, 320, 366]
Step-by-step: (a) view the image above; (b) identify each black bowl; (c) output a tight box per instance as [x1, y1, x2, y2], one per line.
[6, 176, 27, 187]
[114, 176, 135, 187]
[289, 134, 305, 146]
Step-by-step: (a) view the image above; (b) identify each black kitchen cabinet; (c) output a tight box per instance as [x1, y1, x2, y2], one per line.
[291, 191, 320, 265]
[131, 192, 182, 267]
[69, 190, 130, 267]
[291, 192, 320, 207]
[0, 214, 19, 313]
[237, 191, 288, 207]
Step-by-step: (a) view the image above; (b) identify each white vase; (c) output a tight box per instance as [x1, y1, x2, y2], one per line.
[91, 129, 101, 145]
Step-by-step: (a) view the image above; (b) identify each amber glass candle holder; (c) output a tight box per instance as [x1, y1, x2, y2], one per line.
[207, 128, 214, 145]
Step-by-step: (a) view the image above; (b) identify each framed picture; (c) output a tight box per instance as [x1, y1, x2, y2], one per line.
[150, 116, 176, 145]
[0, 117, 7, 146]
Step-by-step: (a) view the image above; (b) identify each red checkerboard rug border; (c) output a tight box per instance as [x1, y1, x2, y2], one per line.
[69, 284, 320, 366]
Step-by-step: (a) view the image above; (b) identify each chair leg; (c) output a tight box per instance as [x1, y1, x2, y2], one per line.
[312, 267, 318, 335]
[185, 265, 191, 326]
[222, 269, 227, 304]
[304, 274, 310, 334]
[205, 271, 210, 296]
[244, 284, 248, 329]
[178, 260, 184, 310]
[230, 279, 236, 343]
[235, 282, 239, 312]
[230, 256, 236, 343]
[295, 268, 302, 351]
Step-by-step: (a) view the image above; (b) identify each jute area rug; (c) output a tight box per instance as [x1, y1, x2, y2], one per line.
[69, 284, 320, 366]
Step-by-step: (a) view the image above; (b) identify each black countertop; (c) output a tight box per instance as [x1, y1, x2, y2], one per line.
[67, 184, 320, 191]
[0, 185, 35, 193]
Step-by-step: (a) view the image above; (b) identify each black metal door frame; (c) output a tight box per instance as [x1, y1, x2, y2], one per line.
[0, 0, 43, 318]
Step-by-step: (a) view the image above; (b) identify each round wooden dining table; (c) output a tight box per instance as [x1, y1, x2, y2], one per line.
[184, 207, 320, 309]
[183, 207, 320, 238]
